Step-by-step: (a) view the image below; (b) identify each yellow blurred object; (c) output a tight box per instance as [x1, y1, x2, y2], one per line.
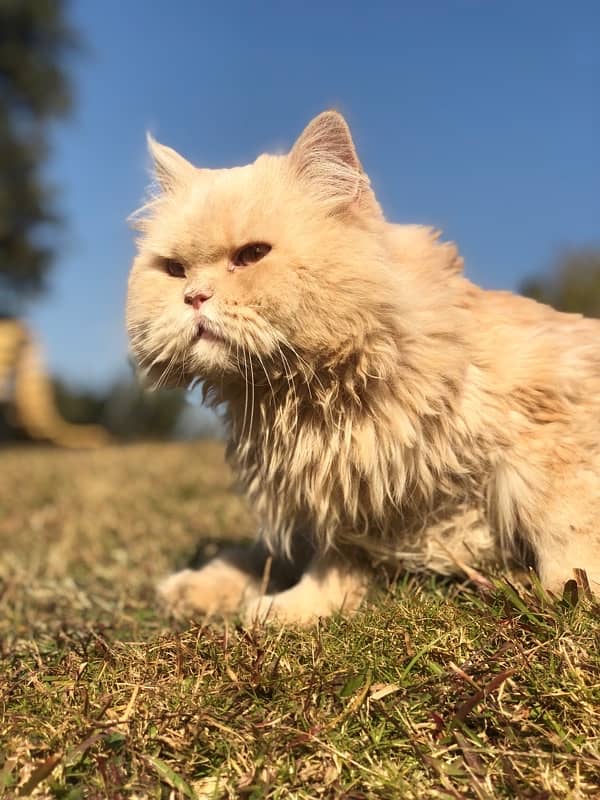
[0, 318, 109, 447]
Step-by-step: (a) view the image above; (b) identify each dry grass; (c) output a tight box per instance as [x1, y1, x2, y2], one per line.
[1, 442, 599, 799]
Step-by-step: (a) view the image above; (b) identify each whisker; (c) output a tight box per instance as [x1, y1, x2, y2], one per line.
[239, 342, 249, 450]
[275, 341, 298, 436]
[247, 344, 256, 460]
[280, 336, 326, 397]
[154, 348, 179, 389]
[255, 350, 277, 407]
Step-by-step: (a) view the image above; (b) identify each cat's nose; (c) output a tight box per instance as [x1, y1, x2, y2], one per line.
[184, 288, 213, 310]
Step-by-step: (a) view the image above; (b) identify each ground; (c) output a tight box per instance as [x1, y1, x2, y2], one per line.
[1, 441, 599, 799]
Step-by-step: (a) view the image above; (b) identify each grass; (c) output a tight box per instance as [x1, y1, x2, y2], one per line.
[1, 441, 599, 799]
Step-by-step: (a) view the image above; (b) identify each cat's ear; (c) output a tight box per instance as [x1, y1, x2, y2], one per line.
[147, 134, 194, 191]
[289, 110, 365, 208]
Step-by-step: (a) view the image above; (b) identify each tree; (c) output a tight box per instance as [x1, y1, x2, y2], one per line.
[52, 378, 196, 440]
[0, 0, 77, 314]
[520, 248, 600, 318]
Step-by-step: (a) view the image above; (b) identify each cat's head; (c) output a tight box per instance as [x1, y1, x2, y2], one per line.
[126, 110, 396, 389]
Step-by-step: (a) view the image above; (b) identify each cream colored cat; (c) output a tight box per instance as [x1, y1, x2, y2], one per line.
[127, 110, 600, 624]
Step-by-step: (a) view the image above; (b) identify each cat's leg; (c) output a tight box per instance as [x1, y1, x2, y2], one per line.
[158, 555, 261, 618]
[530, 474, 600, 595]
[416, 504, 498, 575]
[537, 536, 600, 595]
[158, 539, 310, 618]
[514, 463, 600, 595]
[242, 553, 370, 625]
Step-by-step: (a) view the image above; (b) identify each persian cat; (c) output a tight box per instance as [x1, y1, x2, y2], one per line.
[126, 110, 600, 624]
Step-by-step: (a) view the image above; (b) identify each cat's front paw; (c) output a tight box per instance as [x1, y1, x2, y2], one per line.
[242, 593, 328, 627]
[158, 558, 260, 619]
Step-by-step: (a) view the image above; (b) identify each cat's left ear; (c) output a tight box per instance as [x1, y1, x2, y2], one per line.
[147, 134, 195, 191]
[289, 110, 369, 209]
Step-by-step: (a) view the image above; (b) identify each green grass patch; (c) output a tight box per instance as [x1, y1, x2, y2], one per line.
[1, 443, 599, 798]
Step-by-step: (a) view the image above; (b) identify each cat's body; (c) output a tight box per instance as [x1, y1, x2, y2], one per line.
[127, 111, 600, 623]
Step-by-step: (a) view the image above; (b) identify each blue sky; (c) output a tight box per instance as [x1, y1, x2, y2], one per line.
[29, 0, 600, 387]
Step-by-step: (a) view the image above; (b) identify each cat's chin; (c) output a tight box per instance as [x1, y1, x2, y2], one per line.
[193, 321, 225, 346]
[191, 330, 227, 361]
[187, 335, 234, 378]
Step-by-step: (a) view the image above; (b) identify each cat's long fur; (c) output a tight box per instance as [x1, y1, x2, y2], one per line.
[127, 111, 600, 623]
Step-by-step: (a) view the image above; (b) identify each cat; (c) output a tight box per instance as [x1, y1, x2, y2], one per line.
[126, 110, 600, 624]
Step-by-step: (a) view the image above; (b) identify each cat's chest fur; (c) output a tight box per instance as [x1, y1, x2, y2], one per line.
[223, 361, 496, 568]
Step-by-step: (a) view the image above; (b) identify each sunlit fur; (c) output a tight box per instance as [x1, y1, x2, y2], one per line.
[127, 111, 600, 620]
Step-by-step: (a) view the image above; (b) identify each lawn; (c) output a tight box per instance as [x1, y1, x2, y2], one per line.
[1, 442, 599, 799]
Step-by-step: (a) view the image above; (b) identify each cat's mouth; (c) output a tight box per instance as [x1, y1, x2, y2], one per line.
[193, 321, 225, 345]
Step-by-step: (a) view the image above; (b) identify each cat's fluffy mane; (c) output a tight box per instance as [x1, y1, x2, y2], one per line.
[219, 223, 482, 566]
[127, 110, 600, 592]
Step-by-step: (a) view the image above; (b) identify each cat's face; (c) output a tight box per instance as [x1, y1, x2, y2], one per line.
[126, 111, 390, 389]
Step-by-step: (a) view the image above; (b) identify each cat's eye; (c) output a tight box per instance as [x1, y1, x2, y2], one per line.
[233, 242, 272, 268]
[163, 258, 186, 278]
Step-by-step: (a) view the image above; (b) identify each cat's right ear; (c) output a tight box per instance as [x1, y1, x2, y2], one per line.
[147, 134, 194, 191]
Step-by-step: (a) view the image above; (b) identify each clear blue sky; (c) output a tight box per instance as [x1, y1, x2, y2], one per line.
[29, 0, 600, 388]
